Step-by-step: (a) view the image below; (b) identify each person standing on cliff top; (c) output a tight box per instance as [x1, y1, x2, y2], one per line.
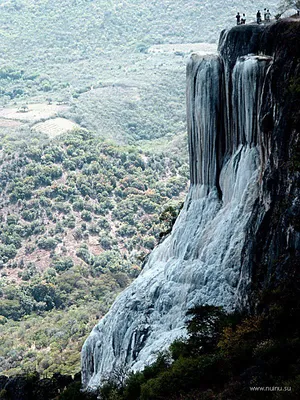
[236, 12, 241, 25]
[264, 8, 267, 21]
[266, 9, 271, 22]
[241, 13, 246, 24]
[257, 10, 262, 24]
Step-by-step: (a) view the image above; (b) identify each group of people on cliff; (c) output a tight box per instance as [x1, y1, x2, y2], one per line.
[235, 8, 271, 25]
[235, 12, 246, 25]
[256, 9, 271, 24]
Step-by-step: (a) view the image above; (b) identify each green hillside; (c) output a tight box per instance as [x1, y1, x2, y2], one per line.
[0, 0, 203, 378]
[0, 0, 217, 144]
[0, 128, 188, 376]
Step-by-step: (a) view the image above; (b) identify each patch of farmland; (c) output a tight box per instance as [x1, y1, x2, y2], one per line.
[0, 103, 70, 123]
[0, 119, 23, 127]
[31, 117, 79, 137]
[148, 42, 217, 55]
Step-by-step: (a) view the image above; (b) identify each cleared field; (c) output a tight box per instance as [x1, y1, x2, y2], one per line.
[0, 119, 23, 127]
[148, 42, 218, 55]
[32, 117, 79, 137]
[0, 103, 70, 123]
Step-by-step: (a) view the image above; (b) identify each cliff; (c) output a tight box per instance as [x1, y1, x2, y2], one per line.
[81, 19, 300, 391]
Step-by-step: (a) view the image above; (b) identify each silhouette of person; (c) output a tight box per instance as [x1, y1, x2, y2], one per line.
[256, 10, 261, 24]
[241, 13, 246, 24]
[236, 12, 241, 25]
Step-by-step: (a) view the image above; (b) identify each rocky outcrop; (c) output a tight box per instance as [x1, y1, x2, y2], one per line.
[81, 19, 300, 391]
[248, 19, 300, 303]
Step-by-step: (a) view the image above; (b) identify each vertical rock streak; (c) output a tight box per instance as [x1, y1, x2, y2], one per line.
[187, 54, 222, 189]
[82, 31, 273, 391]
[231, 56, 273, 150]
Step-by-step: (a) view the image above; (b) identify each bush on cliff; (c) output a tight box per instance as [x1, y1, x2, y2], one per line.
[98, 271, 300, 400]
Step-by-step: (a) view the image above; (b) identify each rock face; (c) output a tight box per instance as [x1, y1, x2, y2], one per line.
[82, 20, 300, 391]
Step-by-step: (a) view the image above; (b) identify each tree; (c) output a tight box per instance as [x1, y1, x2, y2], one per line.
[170, 305, 230, 357]
[52, 257, 74, 272]
[37, 237, 57, 250]
[0, 244, 17, 263]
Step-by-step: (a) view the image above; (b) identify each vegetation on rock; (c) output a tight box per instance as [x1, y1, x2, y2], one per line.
[96, 268, 300, 400]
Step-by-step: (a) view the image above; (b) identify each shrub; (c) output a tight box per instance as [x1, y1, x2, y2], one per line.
[0, 244, 17, 263]
[0, 298, 24, 320]
[81, 210, 92, 222]
[37, 237, 58, 250]
[143, 236, 156, 250]
[58, 381, 97, 400]
[52, 258, 74, 273]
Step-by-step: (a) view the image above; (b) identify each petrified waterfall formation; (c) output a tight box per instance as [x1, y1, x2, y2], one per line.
[82, 21, 300, 390]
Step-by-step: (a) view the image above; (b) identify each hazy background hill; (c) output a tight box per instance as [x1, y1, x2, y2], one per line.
[0, 0, 279, 143]
[0, 0, 280, 377]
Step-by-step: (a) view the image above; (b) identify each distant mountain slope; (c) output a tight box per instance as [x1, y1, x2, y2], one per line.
[0, 0, 280, 144]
